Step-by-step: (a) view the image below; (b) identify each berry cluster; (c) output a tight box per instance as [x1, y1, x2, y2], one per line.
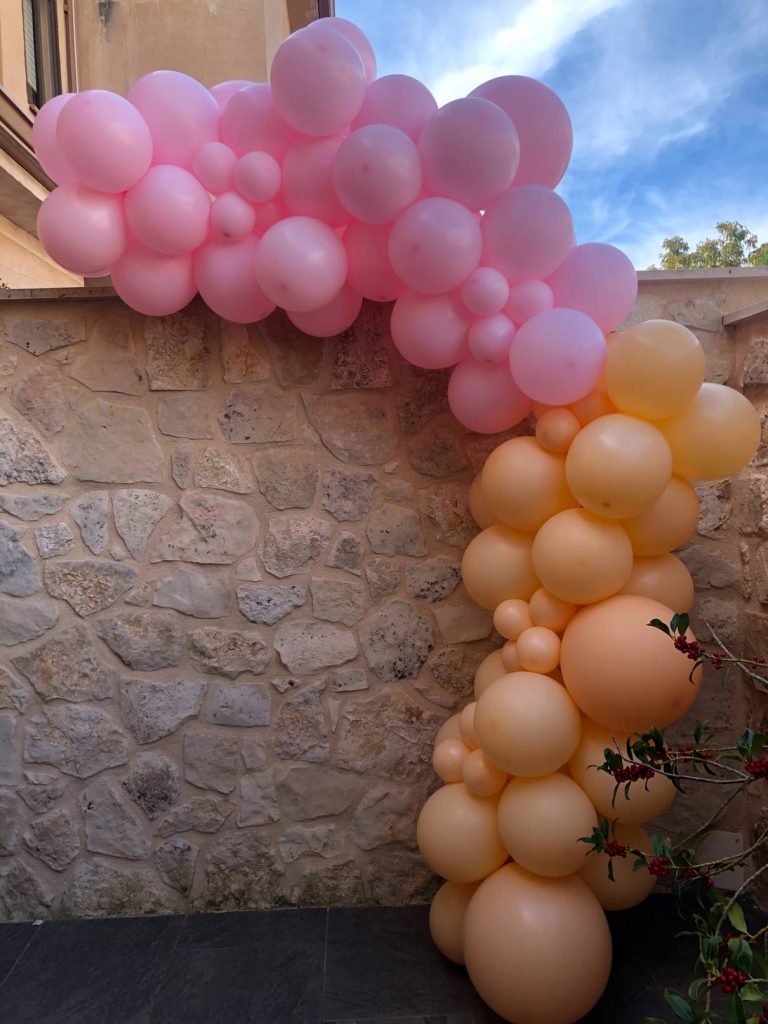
[613, 763, 655, 783]
[674, 636, 705, 661]
[712, 966, 748, 994]
[677, 744, 714, 761]
[746, 758, 768, 779]
[603, 841, 627, 859]
[648, 856, 671, 878]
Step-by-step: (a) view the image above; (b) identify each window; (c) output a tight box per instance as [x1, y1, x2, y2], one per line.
[22, 0, 62, 108]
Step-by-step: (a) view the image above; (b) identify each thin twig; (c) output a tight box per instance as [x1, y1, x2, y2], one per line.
[704, 619, 768, 687]
[682, 785, 743, 846]
[716, 859, 768, 936]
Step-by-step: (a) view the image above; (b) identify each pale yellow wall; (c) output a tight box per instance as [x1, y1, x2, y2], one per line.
[0, 212, 81, 287]
[0, 0, 71, 109]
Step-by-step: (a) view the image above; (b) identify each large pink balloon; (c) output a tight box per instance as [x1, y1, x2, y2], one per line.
[112, 244, 196, 316]
[234, 152, 281, 203]
[344, 221, 405, 302]
[391, 291, 470, 369]
[125, 165, 210, 256]
[471, 76, 573, 188]
[506, 280, 554, 324]
[308, 17, 376, 83]
[210, 192, 256, 242]
[128, 70, 220, 170]
[270, 23, 366, 136]
[333, 125, 422, 224]
[33, 93, 78, 185]
[254, 216, 348, 311]
[510, 309, 607, 405]
[549, 243, 638, 332]
[220, 84, 296, 159]
[211, 80, 254, 109]
[388, 197, 482, 294]
[352, 74, 438, 141]
[193, 142, 237, 194]
[38, 185, 127, 275]
[419, 97, 520, 210]
[195, 236, 275, 323]
[287, 283, 362, 337]
[449, 358, 532, 433]
[282, 136, 349, 226]
[483, 186, 574, 282]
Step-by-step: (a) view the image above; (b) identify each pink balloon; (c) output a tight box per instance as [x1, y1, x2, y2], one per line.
[128, 70, 220, 169]
[252, 198, 289, 236]
[352, 74, 437, 141]
[211, 80, 254, 109]
[193, 142, 237, 194]
[33, 93, 78, 185]
[388, 197, 482, 295]
[308, 17, 376, 83]
[471, 76, 573, 188]
[125, 165, 210, 256]
[509, 308, 607, 405]
[548, 242, 638, 332]
[282, 136, 349, 226]
[468, 314, 516, 363]
[448, 357, 532, 433]
[211, 192, 256, 242]
[391, 291, 470, 369]
[112, 243, 196, 316]
[195, 235, 275, 323]
[220, 84, 296, 159]
[419, 97, 519, 210]
[333, 125, 421, 224]
[234, 152, 281, 203]
[38, 185, 127, 275]
[56, 90, 152, 193]
[287, 283, 363, 337]
[505, 280, 554, 324]
[254, 216, 348, 311]
[462, 267, 510, 316]
[482, 186, 574, 283]
[344, 221, 405, 302]
[270, 23, 366, 136]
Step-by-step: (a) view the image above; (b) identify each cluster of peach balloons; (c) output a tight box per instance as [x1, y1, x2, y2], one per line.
[418, 318, 761, 1024]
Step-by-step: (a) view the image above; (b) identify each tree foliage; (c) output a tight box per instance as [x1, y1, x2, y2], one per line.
[653, 221, 768, 270]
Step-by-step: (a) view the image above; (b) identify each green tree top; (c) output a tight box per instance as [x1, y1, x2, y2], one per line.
[651, 221, 768, 270]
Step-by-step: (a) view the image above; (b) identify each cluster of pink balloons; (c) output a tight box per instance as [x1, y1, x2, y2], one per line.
[34, 15, 637, 433]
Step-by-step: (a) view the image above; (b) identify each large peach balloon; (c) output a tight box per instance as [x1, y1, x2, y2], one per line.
[621, 475, 699, 556]
[474, 650, 507, 699]
[565, 414, 672, 519]
[532, 509, 633, 605]
[464, 864, 612, 1024]
[435, 713, 462, 746]
[468, 473, 498, 528]
[474, 672, 582, 776]
[462, 525, 539, 609]
[568, 719, 676, 825]
[433, 738, 470, 783]
[429, 881, 479, 964]
[658, 383, 761, 480]
[482, 436, 575, 531]
[498, 772, 598, 877]
[529, 587, 576, 632]
[579, 823, 656, 911]
[619, 553, 694, 612]
[493, 598, 533, 641]
[516, 625, 561, 673]
[417, 784, 507, 883]
[561, 595, 702, 731]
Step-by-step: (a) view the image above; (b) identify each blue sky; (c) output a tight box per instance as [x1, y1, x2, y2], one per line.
[336, 0, 768, 268]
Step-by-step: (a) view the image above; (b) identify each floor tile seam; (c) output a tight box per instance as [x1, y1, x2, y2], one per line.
[321, 906, 330, 1022]
[0, 928, 42, 993]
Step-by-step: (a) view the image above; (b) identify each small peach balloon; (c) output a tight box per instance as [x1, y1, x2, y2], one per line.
[433, 738, 470, 783]
[621, 475, 699, 556]
[462, 748, 507, 796]
[501, 640, 520, 672]
[462, 525, 539, 610]
[482, 436, 575, 531]
[535, 407, 581, 452]
[429, 880, 479, 964]
[417, 783, 508, 883]
[531, 401, 554, 419]
[468, 473, 498, 528]
[474, 650, 506, 698]
[570, 387, 616, 424]
[516, 625, 561, 673]
[619, 553, 694, 612]
[493, 598, 533, 641]
[435, 713, 462, 746]
[459, 702, 479, 750]
[578, 823, 656, 911]
[529, 587, 576, 632]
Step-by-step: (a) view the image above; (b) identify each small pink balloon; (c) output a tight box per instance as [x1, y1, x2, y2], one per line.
[344, 221, 405, 302]
[391, 291, 470, 369]
[221, 84, 296, 159]
[211, 80, 254, 109]
[333, 124, 421, 224]
[471, 76, 573, 188]
[125, 165, 210, 256]
[287, 283, 363, 337]
[505, 280, 554, 324]
[270, 23, 366, 136]
[482, 186, 574, 283]
[468, 314, 516, 363]
[211, 192, 256, 242]
[419, 97, 519, 211]
[128, 70, 220, 170]
[56, 90, 153, 193]
[509, 308, 607, 405]
[38, 185, 127, 275]
[448, 357, 532, 433]
[195, 235, 275, 323]
[255, 215, 348, 312]
[282, 136, 349, 226]
[112, 243, 196, 316]
[33, 93, 78, 185]
[462, 267, 510, 316]
[352, 74, 437, 141]
[388, 197, 482, 295]
[548, 242, 638, 332]
[307, 17, 376, 83]
[252, 198, 289, 236]
[234, 152, 281, 203]
[193, 142, 237, 194]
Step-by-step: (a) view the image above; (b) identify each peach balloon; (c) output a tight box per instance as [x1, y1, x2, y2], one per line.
[565, 413, 672, 519]
[462, 749, 507, 796]
[532, 509, 633, 605]
[474, 650, 506, 699]
[474, 672, 582, 776]
[621, 475, 699, 556]
[464, 864, 612, 1024]
[429, 881, 479, 964]
[568, 719, 676, 825]
[435, 713, 462, 746]
[482, 436, 574, 531]
[529, 587, 576, 632]
[561, 595, 702, 731]
[493, 598, 533, 641]
[516, 625, 561, 673]
[535, 407, 581, 453]
[497, 772, 598, 877]
[579, 823, 656, 911]
[468, 473, 497, 528]
[501, 641, 521, 672]
[459, 702, 479, 750]
[461, 525, 539, 610]
[570, 387, 616, 424]
[619, 553, 694, 612]
[433, 738, 470, 783]
[417, 784, 508, 883]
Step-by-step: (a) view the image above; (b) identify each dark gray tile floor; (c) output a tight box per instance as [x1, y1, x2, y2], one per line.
[0, 896, 698, 1024]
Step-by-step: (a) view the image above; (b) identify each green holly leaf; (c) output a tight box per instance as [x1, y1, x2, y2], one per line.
[664, 989, 695, 1021]
[727, 903, 749, 934]
[726, 991, 748, 1024]
[649, 618, 672, 635]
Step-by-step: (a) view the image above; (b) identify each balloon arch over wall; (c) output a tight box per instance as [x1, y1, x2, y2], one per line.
[33, 16, 761, 1024]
